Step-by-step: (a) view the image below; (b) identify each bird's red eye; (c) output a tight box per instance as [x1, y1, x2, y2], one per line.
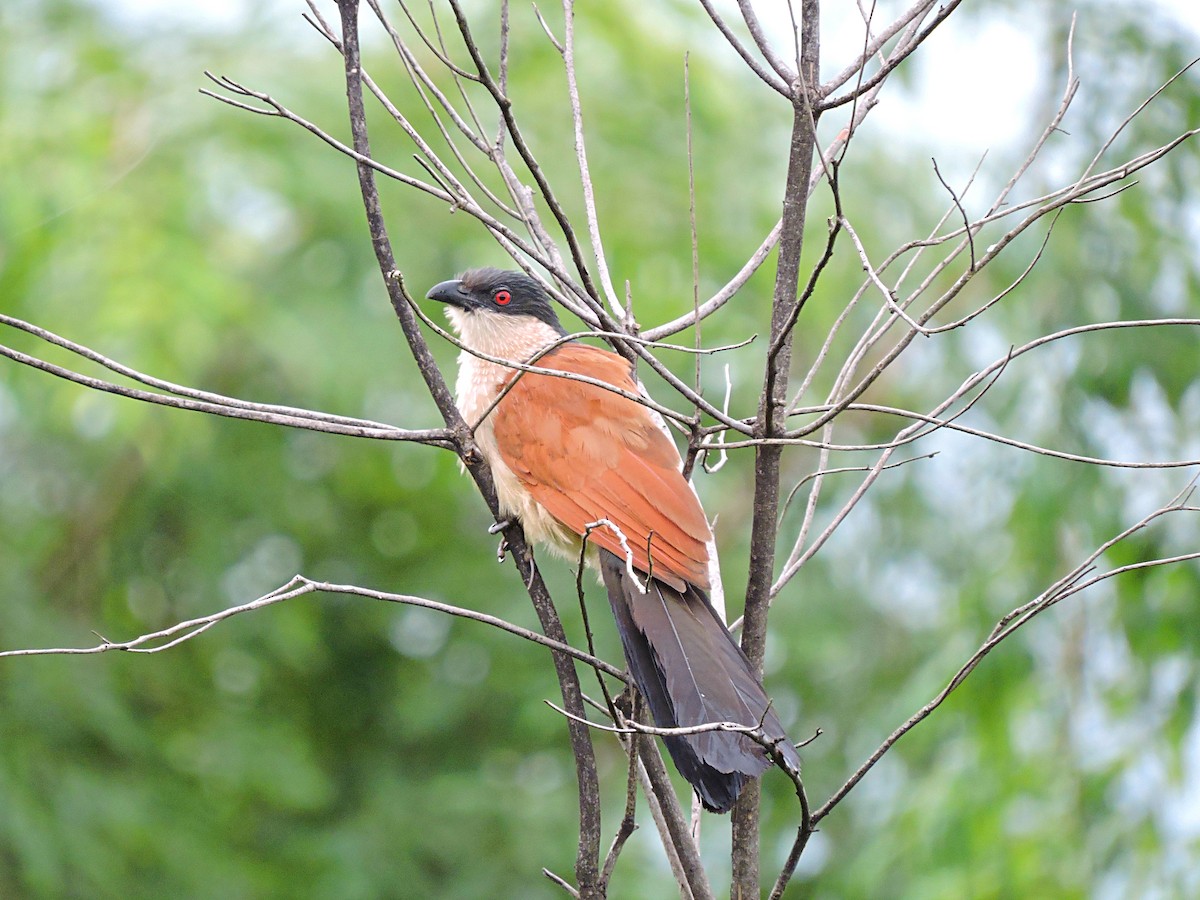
[494, 290, 512, 306]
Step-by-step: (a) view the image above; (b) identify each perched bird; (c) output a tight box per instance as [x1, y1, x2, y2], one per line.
[426, 267, 799, 812]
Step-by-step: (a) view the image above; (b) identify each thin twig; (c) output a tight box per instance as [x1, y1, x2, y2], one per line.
[559, 0, 622, 318]
[821, 0, 937, 95]
[599, 696, 641, 894]
[840, 213, 928, 334]
[0, 339, 451, 446]
[777, 454, 937, 525]
[811, 485, 1200, 825]
[0, 576, 625, 677]
[0, 315, 448, 443]
[736, 0, 799, 85]
[696, 0, 791, 96]
[541, 868, 580, 898]
[931, 157, 976, 271]
[447, 0, 606, 315]
[820, 0, 965, 110]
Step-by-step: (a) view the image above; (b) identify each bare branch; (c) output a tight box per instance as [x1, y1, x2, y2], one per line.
[0, 315, 450, 445]
[559, 0, 622, 318]
[840, 212, 928, 334]
[696, 0, 791, 97]
[820, 0, 964, 110]
[332, 4, 602, 888]
[1075, 56, 1200, 188]
[598, 699, 641, 895]
[542, 868, 581, 898]
[636, 735, 715, 900]
[821, 0, 937, 95]
[930, 157, 976, 271]
[736, 0, 799, 85]
[922, 227, 1053, 334]
[200, 72, 450, 200]
[547, 701, 784, 741]
[447, 0, 606, 315]
[735, 0, 821, 888]
[0, 338, 450, 445]
[811, 483, 1200, 825]
[355, 2, 485, 147]
[766, 766, 814, 900]
[389, 0, 481, 81]
[686, 52, 703, 413]
[0, 575, 626, 678]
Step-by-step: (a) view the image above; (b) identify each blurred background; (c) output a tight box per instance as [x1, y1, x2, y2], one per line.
[1, 0, 1198, 896]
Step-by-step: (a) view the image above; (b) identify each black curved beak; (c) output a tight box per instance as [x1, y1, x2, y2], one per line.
[426, 279, 474, 309]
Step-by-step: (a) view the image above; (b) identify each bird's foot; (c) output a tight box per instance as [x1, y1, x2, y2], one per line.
[490, 518, 512, 561]
[613, 687, 636, 722]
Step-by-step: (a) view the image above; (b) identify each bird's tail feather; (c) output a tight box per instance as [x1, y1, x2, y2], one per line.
[599, 550, 799, 813]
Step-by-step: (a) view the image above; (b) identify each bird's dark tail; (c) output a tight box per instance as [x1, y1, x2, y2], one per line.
[599, 550, 799, 813]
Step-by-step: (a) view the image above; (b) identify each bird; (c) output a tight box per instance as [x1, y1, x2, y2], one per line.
[426, 267, 799, 813]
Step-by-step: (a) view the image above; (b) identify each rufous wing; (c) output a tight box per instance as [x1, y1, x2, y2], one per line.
[490, 343, 712, 590]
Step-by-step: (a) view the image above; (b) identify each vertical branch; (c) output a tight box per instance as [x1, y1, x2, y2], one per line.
[732, 0, 820, 894]
[561, 0, 622, 317]
[447, 0, 606, 314]
[685, 53, 704, 425]
[333, 2, 601, 894]
[636, 734, 716, 900]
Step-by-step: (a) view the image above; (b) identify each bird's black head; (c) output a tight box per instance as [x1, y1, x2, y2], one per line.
[425, 267, 567, 335]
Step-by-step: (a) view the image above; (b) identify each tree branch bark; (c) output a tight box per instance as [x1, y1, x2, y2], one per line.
[334, 1, 602, 893]
[731, 1, 821, 894]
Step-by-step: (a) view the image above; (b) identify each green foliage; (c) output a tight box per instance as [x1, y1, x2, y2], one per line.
[1, 0, 1197, 896]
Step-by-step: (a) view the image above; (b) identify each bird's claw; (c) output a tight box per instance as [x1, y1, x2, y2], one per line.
[613, 687, 636, 720]
[489, 519, 513, 562]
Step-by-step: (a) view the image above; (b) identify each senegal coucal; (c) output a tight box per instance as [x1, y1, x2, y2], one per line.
[426, 267, 799, 812]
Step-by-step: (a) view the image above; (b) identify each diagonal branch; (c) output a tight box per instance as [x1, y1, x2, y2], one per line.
[736, 0, 799, 85]
[558, 0, 622, 318]
[811, 484, 1200, 825]
[332, 2, 601, 892]
[821, 0, 937, 95]
[0, 339, 450, 445]
[446, 0, 605, 315]
[0, 314, 450, 445]
[696, 0, 791, 97]
[642, 5, 894, 344]
[0, 576, 626, 678]
[820, 0, 964, 110]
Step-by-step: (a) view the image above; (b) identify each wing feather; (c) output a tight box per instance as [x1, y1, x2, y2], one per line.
[492, 343, 712, 589]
